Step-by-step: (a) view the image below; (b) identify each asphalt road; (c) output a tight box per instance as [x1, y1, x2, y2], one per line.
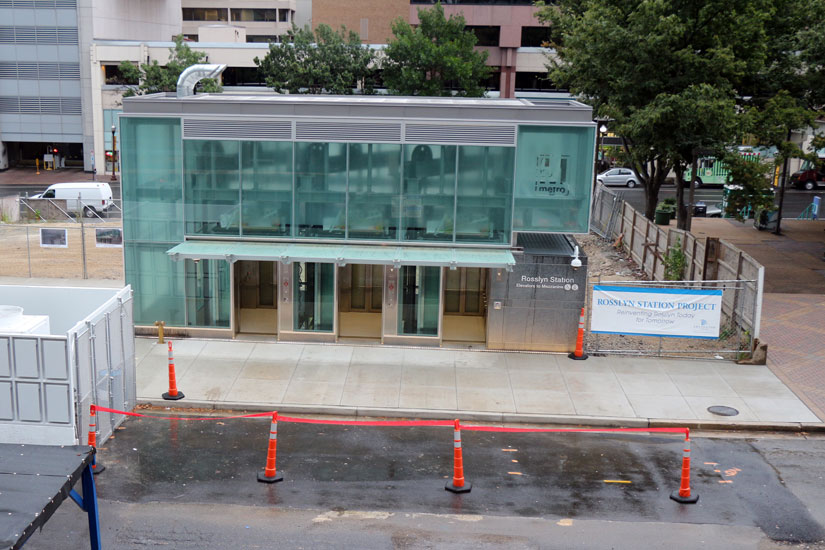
[615, 184, 823, 219]
[20, 415, 825, 549]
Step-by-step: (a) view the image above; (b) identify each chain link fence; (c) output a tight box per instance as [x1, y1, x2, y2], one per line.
[0, 222, 124, 280]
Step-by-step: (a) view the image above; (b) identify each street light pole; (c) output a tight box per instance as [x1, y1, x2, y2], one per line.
[110, 125, 118, 182]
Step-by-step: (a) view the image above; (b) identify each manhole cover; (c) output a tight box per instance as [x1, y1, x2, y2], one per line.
[707, 406, 739, 417]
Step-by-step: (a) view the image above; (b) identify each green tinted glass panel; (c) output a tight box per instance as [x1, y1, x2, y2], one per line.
[402, 145, 456, 242]
[295, 142, 346, 238]
[185, 258, 230, 327]
[513, 126, 594, 233]
[398, 265, 440, 336]
[120, 117, 183, 243]
[184, 140, 241, 236]
[241, 141, 292, 237]
[294, 262, 335, 332]
[348, 143, 401, 240]
[123, 242, 185, 326]
[456, 146, 514, 243]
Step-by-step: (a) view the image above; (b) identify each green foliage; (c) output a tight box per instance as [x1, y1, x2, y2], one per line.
[720, 152, 775, 221]
[119, 35, 222, 97]
[534, 0, 821, 223]
[663, 237, 687, 281]
[383, 3, 491, 97]
[254, 24, 376, 94]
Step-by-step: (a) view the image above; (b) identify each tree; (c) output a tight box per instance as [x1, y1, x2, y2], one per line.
[383, 3, 491, 97]
[255, 24, 376, 94]
[119, 35, 222, 97]
[536, 1, 772, 223]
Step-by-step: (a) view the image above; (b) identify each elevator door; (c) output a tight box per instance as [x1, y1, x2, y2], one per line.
[442, 267, 487, 343]
[236, 261, 277, 335]
[338, 264, 383, 339]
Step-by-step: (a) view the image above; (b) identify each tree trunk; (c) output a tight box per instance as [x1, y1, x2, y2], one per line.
[642, 158, 667, 220]
[676, 167, 688, 230]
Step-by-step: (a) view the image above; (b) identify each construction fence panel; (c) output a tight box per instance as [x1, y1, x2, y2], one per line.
[585, 279, 757, 359]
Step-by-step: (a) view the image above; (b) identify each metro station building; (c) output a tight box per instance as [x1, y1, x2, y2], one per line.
[120, 92, 594, 351]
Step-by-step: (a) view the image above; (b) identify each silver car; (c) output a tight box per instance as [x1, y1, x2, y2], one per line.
[597, 168, 640, 188]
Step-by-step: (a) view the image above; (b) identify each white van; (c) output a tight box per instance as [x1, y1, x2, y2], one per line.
[33, 182, 114, 218]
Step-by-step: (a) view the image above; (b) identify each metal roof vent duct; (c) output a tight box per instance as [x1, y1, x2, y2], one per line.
[176, 64, 227, 98]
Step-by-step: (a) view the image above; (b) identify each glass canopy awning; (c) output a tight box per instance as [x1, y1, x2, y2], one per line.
[166, 241, 515, 270]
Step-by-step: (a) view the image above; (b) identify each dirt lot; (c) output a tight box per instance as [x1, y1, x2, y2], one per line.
[0, 221, 124, 280]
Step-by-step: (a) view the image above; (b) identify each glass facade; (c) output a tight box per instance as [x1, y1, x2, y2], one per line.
[295, 142, 347, 238]
[513, 125, 594, 233]
[456, 146, 514, 243]
[241, 141, 292, 237]
[294, 262, 335, 332]
[348, 143, 402, 240]
[122, 113, 593, 330]
[184, 140, 241, 236]
[399, 266, 440, 336]
[121, 117, 185, 326]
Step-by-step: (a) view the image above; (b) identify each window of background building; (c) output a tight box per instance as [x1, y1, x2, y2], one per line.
[279, 9, 290, 22]
[183, 34, 198, 42]
[514, 71, 559, 92]
[246, 35, 278, 43]
[103, 65, 137, 85]
[521, 26, 551, 47]
[222, 66, 266, 86]
[465, 26, 500, 47]
[483, 67, 500, 91]
[182, 8, 228, 21]
[232, 9, 278, 22]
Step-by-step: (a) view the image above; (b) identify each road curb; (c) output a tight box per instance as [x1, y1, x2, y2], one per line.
[138, 398, 825, 432]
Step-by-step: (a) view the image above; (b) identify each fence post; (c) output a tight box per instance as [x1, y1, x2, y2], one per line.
[80, 210, 88, 279]
[26, 226, 32, 277]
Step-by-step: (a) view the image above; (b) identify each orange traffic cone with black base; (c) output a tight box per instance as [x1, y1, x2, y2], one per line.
[568, 307, 589, 360]
[162, 340, 184, 401]
[88, 404, 105, 474]
[670, 429, 699, 504]
[445, 419, 471, 493]
[258, 412, 284, 483]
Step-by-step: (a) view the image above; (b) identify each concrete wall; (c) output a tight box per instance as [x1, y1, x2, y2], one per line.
[79, 0, 182, 171]
[487, 254, 588, 352]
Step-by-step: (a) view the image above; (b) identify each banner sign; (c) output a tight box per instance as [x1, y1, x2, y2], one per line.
[591, 285, 722, 339]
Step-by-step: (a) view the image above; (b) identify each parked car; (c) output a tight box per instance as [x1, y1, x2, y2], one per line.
[789, 159, 825, 190]
[31, 182, 114, 218]
[597, 168, 640, 188]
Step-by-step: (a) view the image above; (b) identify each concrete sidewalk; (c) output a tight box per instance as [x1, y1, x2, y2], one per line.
[136, 338, 823, 430]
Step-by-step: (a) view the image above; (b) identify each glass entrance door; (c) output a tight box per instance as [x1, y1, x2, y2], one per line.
[398, 265, 440, 336]
[294, 262, 335, 332]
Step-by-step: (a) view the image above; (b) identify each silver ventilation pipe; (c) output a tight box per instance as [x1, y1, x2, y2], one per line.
[176, 64, 227, 98]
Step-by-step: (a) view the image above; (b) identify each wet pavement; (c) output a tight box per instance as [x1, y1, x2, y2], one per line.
[83, 414, 824, 544]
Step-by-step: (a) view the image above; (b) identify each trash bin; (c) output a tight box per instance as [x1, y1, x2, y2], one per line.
[754, 208, 778, 231]
[654, 209, 671, 225]
[693, 202, 707, 217]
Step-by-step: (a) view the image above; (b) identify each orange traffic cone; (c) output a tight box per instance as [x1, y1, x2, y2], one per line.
[568, 307, 589, 360]
[445, 419, 471, 493]
[162, 340, 184, 401]
[87, 404, 105, 474]
[670, 429, 699, 503]
[258, 412, 284, 483]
